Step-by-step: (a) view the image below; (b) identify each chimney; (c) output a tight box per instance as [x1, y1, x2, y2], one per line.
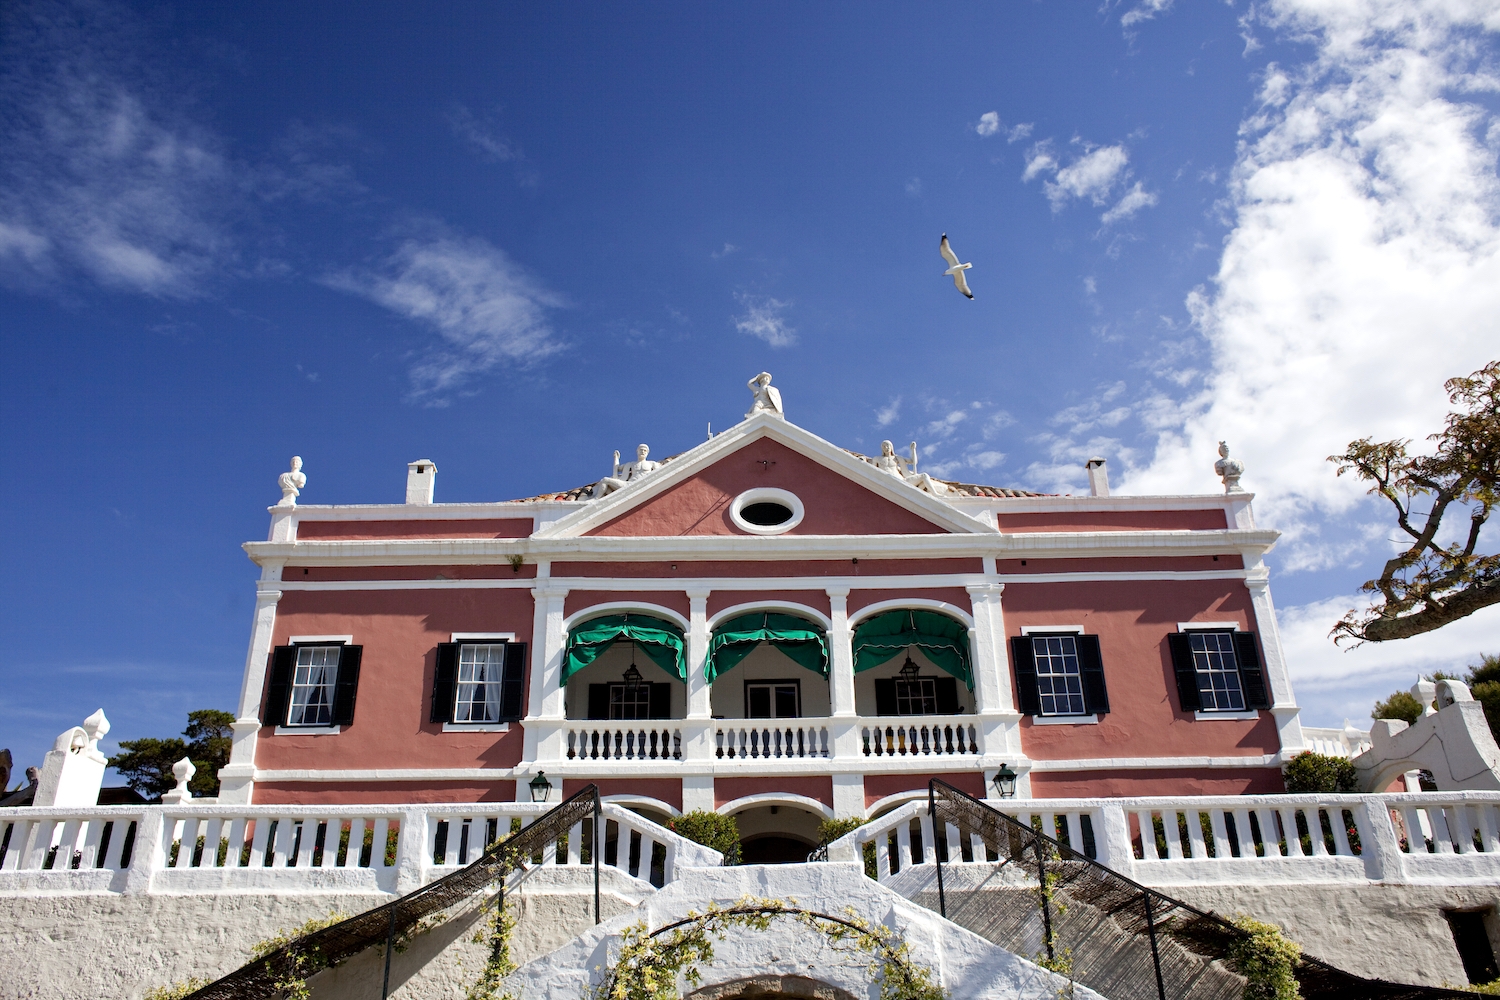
[407, 460, 437, 504]
[1085, 457, 1110, 497]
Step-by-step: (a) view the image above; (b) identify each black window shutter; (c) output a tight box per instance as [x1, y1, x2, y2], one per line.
[934, 677, 960, 715]
[1233, 632, 1271, 710]
[588, 685, 610, 720]
[874, 679, 897, 716]
[331, 645, 362, 726]
[263, 646, 296, 726]
[1010, 636, 1041, 716]
[1075, 635, 1109, 715]
[500, 642, 527, 720]
[1168, 633, 1201, 712]
[430, 643, 459, 724]
[649, 683, 671, 719]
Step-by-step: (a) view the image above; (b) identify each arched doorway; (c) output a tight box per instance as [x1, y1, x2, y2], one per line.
[686, 975, 859, 1000]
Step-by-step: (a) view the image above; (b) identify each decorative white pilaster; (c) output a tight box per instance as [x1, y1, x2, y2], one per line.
[683, 587, 716, 768]
[1245, 566, 1306, 753]
[217, 586, 283, 804]
[522, 584, 571, 768]
[826, 587, 855, 718]
[686, 588, 712, 719]
[968, 583, 1026, 786]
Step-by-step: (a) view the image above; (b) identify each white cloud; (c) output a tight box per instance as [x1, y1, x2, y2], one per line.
[924, 410, 968, 439]
[1007, 123, 1034, 144]
[1022, 143, 1059, 182]
[1118, 0, 1500, 572]
[446, 105, 519, 162]
[734, 293, 797, 347]
[1279, 594, 1500, 727]
[1045, 145, 1131, 209]
[876, 396, 902, 427]
[711, 243, 738, 259]
[1121, 0, 1174, 30]
[329, 232, 565, 397]
[1100, 180, 1159, 225]
[976, 112, 1001, 137]
[0, 5, 235, 297]
[968, 449, 1006, 470]
[905, 177, 923, 196]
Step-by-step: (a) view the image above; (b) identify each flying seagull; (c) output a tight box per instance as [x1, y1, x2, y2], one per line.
[939, 234, 974, 299]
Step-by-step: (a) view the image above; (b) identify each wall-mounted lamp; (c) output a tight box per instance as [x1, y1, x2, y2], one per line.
[529, 771, 553, 803]
[992, 763, 1018, 799]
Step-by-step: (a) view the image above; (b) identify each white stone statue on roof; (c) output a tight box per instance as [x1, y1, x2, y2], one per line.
[592, 443, 662, 499]
[277, 456, 306, 507]
[746, 372, 784, 419]
[871, 440, 949, 497]
[1214, 441, 1245, 493]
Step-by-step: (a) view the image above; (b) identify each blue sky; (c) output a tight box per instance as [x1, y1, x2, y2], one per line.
[3, 0, 1499, 780]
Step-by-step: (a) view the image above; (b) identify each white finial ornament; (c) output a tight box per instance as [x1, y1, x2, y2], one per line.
[161, 757, 197, 804]
[746, 372, 785, 419]
[1214, 441, 1244, 493]
[277, 456, 307, 507]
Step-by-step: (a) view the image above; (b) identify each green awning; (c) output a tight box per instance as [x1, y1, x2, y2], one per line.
[563, 613, 686, 686]
[852, 609, 972, 689]
[706, 611, 828, 682]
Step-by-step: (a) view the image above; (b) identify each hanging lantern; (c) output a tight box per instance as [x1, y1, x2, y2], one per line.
[529, 770, 553, 803]
[992, 763, 1018, 799]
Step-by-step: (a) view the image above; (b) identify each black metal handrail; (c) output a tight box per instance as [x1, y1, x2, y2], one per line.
[184, 785, 601, 1000]
[925, 779, 1468, 1000]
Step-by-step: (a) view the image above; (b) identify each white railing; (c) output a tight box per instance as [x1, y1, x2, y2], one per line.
[566, 724, 682, 761]
[715, 722, 830, 759]
[1301, 725, 1372, 759]
[825, 791, 1500, 887]
[0, 801, 720, 896]
[859, 716, 980, 758]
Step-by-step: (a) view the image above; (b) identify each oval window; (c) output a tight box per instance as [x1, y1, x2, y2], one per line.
[729, 488, 805, 535]
[740, 501, 793, 526]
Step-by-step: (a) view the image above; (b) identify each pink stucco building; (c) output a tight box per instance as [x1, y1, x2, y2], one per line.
[217, 386, 1304, 860]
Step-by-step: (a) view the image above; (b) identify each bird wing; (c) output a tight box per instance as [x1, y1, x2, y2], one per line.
[939, 234, 960, 268]
[952, 269, 974, 299]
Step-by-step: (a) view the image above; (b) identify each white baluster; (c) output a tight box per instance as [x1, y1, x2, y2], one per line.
[1136, 811, 1159, 860]
[1432, 805, 1456, 854]
[1163, 812, 1185, 860]
[895, 820, 913, 870]
[1306, 808, 1329, 857]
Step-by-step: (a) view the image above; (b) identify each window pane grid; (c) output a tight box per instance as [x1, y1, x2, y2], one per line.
[609, 683, 652, 720]
[288, 645, 340, 726]
[455, 644, 507, 723]
[1032, 635, 1086, 716]
[1190, 632, 1245, 711]
[895, 678, 937, 716]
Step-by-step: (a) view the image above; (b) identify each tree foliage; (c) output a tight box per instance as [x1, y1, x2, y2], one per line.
[667, 810, 741, 864]
[108, 709, 234, 799]
[1282, 751, 1358, 793]
[1329, 361, 1500, 644]
[1372, 690, 1424, 725]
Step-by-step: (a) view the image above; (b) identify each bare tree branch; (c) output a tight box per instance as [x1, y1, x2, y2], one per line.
[1330, 361, 1500, 645]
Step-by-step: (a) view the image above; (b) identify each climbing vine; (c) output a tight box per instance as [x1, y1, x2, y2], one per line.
[1030, 842, 1075, 999]
[248, 909, 352, 1000]
[142, 977, 210, 1000]
[588, 897, 946, 1000]
[467, 886, 520, 1000]
[1227, 917, 1303, 1000]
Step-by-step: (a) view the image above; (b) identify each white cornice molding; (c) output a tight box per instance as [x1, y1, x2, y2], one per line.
[946, 493, 1255, 514]
[534, 413, 996, 539]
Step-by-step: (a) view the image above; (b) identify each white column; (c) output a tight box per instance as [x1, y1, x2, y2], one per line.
[966, 584, 1013, 715]
[686, 588, 712, 719]
[968, 583, 1026, 788]
[1246, 566, 1306, 753]
[529, 584, 570, 720]
[682, 587, 716, 770]
[826, 587, 855, 718]
[217, 585, 283, 804]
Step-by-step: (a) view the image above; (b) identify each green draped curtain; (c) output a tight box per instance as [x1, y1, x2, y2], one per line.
[851, 609, 972, 689]
[706, 611, 828, 682]
[562, 613, 686, 686]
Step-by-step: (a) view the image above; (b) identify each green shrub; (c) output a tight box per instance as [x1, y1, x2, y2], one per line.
[817, 817, 867, 843]
[143, 978, 210, 1000]
[669, 810, 741, 864]
[1372, 690, 1424, 725]
[1282, 751, 1357, 793]
[1228, 917, 1302, 1000]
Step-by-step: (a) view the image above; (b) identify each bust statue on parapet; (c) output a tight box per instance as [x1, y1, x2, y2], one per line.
[1215, 441, 1245, 494]
[746, 371, 784, 419]
[871, 440, 949, 497]
[277, 456, 306, 507]
[592, 444, 662, 500]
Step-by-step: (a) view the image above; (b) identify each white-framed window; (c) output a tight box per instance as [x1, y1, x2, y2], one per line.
[894, 676, 938, 716]
[746, 680, 801, 719]
[609, 682, 654, 720]
[287, 645, 341, 727]
[453, 644, 509, 723]
[1031, 635, 1087, 717]
[1187, 631, 1247, 712]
